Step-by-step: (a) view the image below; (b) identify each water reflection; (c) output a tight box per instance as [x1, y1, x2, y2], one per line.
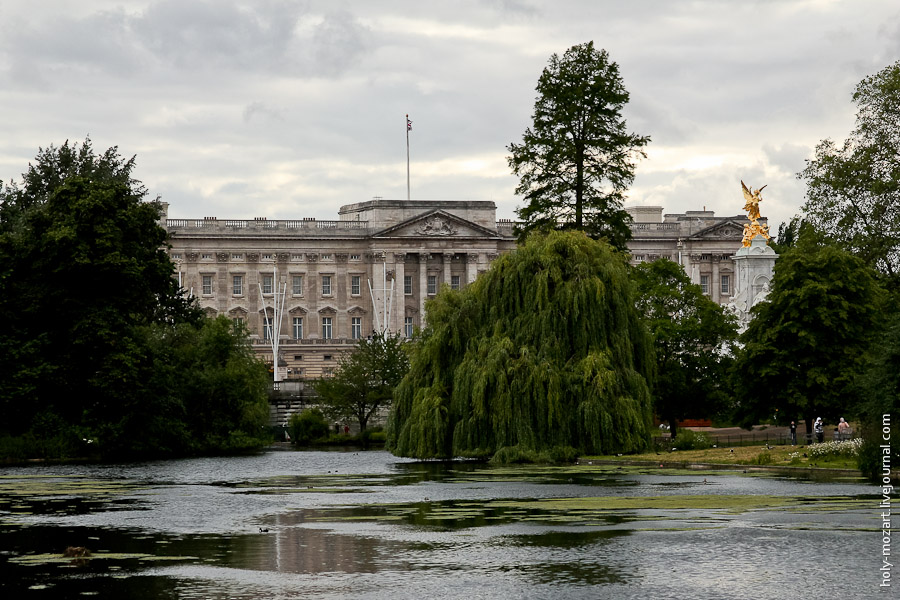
[0, 450, 886, 599]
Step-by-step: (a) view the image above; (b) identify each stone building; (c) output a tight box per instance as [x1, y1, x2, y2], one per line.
[164, 200, 761, 381]
[164, 199, 517, 380]
[625, 206, 765, 305]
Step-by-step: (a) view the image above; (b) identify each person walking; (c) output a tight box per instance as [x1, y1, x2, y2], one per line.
[814, 417, 824, 444]
[789, 421, 797, 446]
[838, 418, 851, 440]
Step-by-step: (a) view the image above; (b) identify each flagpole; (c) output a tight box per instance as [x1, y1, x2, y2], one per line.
[406, 114, 411, 201]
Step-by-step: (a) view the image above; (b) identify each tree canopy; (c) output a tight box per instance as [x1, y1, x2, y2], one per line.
[632, 259, 738, 437]
[508, 41, 649, 250]
[800, 60, 900, 285]
[314, 331, 410, 432]
[731, 233, 883, 433]
[0, 139, 269, 458]
[387, 230, 654, 461]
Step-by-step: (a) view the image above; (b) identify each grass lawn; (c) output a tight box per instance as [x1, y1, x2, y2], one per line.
[585, 444, 859, 471]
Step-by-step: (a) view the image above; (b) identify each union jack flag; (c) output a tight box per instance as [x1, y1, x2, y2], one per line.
[406, 115, 412, 131]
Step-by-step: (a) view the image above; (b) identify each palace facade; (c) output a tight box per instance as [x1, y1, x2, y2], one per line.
[164, 200, 759, 379]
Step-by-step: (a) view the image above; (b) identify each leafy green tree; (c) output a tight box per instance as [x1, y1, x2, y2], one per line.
[387, 230, 654, 461]
[632, 259, 738, 437]
[732, 233, 883, 440]
[508, 41, 650, 250]
[315, 331, 410, 432]
[0, 138, 198, 434]
[288, 409, 331, 445]
[0, 140, 269, 459]
[800, 60, 900, 284]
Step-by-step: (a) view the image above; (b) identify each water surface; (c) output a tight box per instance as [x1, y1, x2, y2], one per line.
[0, 449, 884, 599]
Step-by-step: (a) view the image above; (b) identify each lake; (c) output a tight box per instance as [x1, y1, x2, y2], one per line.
[0, 449, 886, 599]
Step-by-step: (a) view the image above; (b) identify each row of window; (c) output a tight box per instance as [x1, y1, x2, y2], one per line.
[699, 274, 731, 296]
[238, 316, 416, 340]
[175, 253, 364, 262]
[200, 274, 464, 297]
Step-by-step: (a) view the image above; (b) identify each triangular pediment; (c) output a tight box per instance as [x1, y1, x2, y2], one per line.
[288, 305, 308, 315]
[689, 219, 748, 241]
[372, 210, 503, 239]
[348, 305, 367, 315]
[228, 306, 248, 317]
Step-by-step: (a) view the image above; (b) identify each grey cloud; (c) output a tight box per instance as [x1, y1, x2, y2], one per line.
[243, 102, 285, 123]
[763, 143, 812, 176]
[307, 11, 372, 77]
[134, 0, 302, 70]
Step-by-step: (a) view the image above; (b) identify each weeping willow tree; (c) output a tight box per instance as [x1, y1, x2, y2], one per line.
[386, 230, 654, 460]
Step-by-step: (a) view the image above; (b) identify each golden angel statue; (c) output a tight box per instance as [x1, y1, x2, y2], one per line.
[740, 180, 770, 247]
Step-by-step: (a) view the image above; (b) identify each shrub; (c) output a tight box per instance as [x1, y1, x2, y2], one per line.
[288, 409, 330, 446]
[489, 445, 579, 464]
[807, 438, 863, 459]
[671, 430, 712, 451]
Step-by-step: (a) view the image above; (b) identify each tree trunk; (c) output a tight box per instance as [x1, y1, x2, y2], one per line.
[575, 140, 584, 229]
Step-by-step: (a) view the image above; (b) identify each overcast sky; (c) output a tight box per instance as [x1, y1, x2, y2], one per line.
[2, 1, 898, 231]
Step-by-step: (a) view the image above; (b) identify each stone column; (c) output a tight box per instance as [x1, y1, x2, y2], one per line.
[391, 252, 405, 335]
[419, 252, 429, 327]
[443, 253, 453, 288]
[466, 252, 479, 284]
[711, 259, 720, 304]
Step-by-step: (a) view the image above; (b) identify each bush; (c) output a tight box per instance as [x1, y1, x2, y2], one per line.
[288, 409, 330, 446]
[671, 430, 712, 451]
[489, 445, 579, 464]
[754, 451, 773, 465]
[807, 438, 863, 459]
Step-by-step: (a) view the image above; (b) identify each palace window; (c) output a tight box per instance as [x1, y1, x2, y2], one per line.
[322, 317, 332, 339]
[233, 275, 243, 296]
[721, 275, 731, 295]
[427, 275, 437, 295]
[202, 275, 212, 295]
[451, 275, 460, 290]
[292, 317, 303, 340]
[350, 254, 361, 261]
[232, 317, 244, 331]
[700, 275, 710, 296]
[351, 317, 362, 339]
[232, 253, 243, 260]
[322, 275, 332, 296]
[405, 316, 414, 339]
[202, 253, 212, 260]
[351, 275, 361, 296]
[292, 275, 304, 295]
[262, 275, 273, 294]
[404, 275, 413, 295]
[262, 319, 274, 340]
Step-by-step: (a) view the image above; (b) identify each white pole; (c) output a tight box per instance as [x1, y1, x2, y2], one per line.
[368, 278, 381, 333]
[406, 114, 411, 201]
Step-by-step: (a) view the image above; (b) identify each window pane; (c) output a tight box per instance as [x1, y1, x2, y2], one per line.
[721, 275, 730, 295]
[404, 275, 412, 295]
[351, 317, 361, 339]
[700, 275, 709, 295]
[292, 275, 303, 295]
[322, 317, 332, 339]
[262, 275, 273, 294]
[293, 317, 303, 339]
[233, 275, 243, 295]
[451, 275, 460, 290]
[202, 275, 212, 295]
[404, 316, 414, 338]
[351, 275, 361, 296]
[322, 275, 332, 295]
[427, 275, 437, 295]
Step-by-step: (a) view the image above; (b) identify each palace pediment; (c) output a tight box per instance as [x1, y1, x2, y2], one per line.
[689, 219, 747, 242]
[371, 210, 504, 240]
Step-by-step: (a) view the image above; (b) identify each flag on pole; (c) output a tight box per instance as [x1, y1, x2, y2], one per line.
[406, 115, 412, 131]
